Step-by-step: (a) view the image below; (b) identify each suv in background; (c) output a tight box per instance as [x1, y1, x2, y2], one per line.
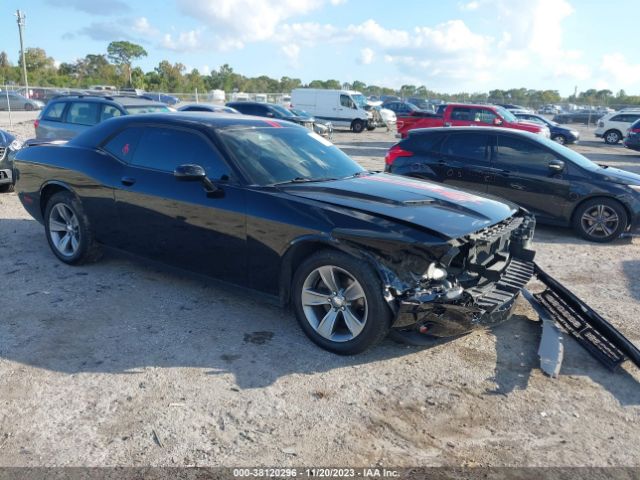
[226, 101, 316, 132]
[594, 111, 640, 144]
[514, 112, 580, 145]
[35, 95, 170, 140]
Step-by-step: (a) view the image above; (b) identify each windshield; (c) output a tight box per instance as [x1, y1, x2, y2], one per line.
[496, 106, 517, 123]
[352, 94, 367, 109]
[125, 105, 170, 114]
[290, 108, 310, 118]
[217, 127, 364, 186]
[539, 136, 600, 171]
[270, 104, 295, 118]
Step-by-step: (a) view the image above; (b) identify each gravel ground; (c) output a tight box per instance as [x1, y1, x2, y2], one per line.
[0, 116, 639, 467]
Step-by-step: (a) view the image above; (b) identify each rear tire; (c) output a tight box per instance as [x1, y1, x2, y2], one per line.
[351, 120, 365, 133]
[572, 198, 628, 243]
[292, 250, 391, 355]
[0, 184, 14, 193]
[604, 130, 621, 145]
[44, 191, 102, 264]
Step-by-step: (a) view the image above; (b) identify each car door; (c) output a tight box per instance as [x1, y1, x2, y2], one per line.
[487, 133, 572, 223]
[111, 125, 248, 285]
[447, 107, 474, 127]
[437, 132, 492, 193]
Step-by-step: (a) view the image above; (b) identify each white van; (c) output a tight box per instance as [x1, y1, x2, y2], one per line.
[291, 88, 372, 133]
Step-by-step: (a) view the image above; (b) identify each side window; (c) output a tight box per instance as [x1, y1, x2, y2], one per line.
[610, 115, 623, 122]
[67, 102, 100, 126]
[132, 127, 229, 179]
[409, 133, 445, 154]
[628, 114, 640, 123]
[474, 109, 497, 124]
[101, 104, 123, 122]
[237, 104, 258, 116]
[340, 95, 354, 109]
[496, 136, 557, 171]
[102, 127, 144, 162]
[450, 107, 471, 121]
[441, 134, 489, 162]
[43, 102, 66, 121]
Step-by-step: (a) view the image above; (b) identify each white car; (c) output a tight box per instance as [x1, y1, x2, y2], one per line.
[595, 111, 640, 144]
[379, 107, 396, 127]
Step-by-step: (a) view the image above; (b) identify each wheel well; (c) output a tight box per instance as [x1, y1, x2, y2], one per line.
[351, 118, 364, 127]
[604, 129, 622, 137]
[40, 184, 70, 216]
[571, 195, 631, 226]
[279, 241, 343, 306]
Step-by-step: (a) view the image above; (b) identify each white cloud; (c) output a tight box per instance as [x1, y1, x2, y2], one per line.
[281, 44, 301, 62]
[459, 1, 480, 11]
[359, 48, 374, 65]
[600, 53, 640, 87]
[133, 17, 159, 37]
[162, 29, 205, 52]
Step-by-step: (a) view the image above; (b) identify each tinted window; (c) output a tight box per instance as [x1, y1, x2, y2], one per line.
[132, 127, 228, 179]
[611, 115, 624, 122]
[103, 127, 144, 162]
[217, 128, 363, 186]
[67, 102, 100, 126]
[496, 135, 557, 171]
[100, 104, 123, 122]
[441, 133, 489, 162]
[628, 114, 640, 123]
[450, 107, 471, 121]
[43, 102, 66, 121]
[233, 104, 260, 116]
[407, 133, 446, 153]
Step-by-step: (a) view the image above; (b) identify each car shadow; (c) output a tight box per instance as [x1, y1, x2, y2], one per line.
[1, 217, 638, 399]
[532, 224, 636, 246]
[488, 313, 640, 405]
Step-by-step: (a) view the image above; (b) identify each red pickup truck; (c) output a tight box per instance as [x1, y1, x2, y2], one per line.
[396, 103, 550, 138]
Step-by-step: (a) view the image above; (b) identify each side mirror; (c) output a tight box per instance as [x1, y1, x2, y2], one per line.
[174, 164, 206, 181]
[493, 118, 503, 126]
[548, 159, 565, 173]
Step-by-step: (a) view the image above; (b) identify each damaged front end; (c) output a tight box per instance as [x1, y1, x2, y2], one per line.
[391, 212, 537, 337]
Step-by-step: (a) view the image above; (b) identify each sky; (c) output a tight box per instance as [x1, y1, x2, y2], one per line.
[1, 0, 639, 95]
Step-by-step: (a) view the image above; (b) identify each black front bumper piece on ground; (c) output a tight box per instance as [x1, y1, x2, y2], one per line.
[530, 264, 640, 372]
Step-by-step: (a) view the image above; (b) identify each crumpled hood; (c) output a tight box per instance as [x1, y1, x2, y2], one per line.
[597, 166, 640, 186]
[280, 173, 518, 239]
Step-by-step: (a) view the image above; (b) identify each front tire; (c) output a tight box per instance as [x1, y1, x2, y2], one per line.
[552, 134, 566, 145]
[292, 250, 391, 354]
[351, 120, 365, 133]
[572, 198, 628, 243]
[604, 130, 621, 145]
[44, 191, 102, 264]
[0, 184, 14, 193]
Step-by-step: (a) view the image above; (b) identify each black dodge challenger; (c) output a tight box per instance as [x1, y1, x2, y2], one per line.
[11, 113, 640, 363]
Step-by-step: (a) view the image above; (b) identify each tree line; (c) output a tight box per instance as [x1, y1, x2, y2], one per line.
[1, 41, 640, 106]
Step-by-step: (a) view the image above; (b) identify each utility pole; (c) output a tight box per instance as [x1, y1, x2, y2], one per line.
[16, 10, 29, 98]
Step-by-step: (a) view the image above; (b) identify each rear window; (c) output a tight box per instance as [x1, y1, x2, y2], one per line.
[67, 102, 100, 126]
[124, 105, 170, 114]
[43, 102, 66, 121]
[441, 133, 489, 162]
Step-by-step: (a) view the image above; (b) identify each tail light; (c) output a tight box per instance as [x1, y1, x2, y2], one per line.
[34, 119, 40, 129]
[632, 128, 640, 134]
[385, 145, 413, 166]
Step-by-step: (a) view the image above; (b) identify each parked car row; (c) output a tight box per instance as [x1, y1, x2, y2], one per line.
[12, 112, 638, 358]
[0, 91, 45, 111]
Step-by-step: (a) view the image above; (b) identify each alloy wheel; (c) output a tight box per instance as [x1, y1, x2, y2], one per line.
[300, 265, 368, 342]
[580, 204, 619, 239]
[48, 203, 81, 257]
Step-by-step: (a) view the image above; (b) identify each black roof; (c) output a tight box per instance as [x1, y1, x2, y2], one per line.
[406, 126, 541, 140]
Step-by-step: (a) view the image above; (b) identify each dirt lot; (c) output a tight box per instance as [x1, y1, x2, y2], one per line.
[0, 115, 639, 467]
